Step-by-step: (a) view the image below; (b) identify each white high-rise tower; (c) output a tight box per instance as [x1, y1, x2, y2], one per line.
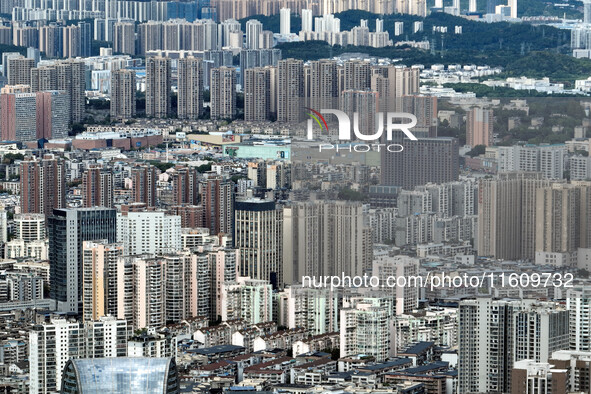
[280, 8, 291, 35]
[585, 0, 591, 23]
[508, 0, 517, 17]
[301, 9, 313, 32]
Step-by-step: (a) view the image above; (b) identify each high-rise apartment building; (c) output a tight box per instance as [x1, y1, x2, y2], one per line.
[30, 65, 57, 93]
[129, 253, 201, 328]
[145, 57, 171, 118]
[279, 286, 339, 335]
[535, 184, 590, 255]
[371, 66, 420, 112]
[35, 90, 70, 139]
[78, 21, 92, 57]
[509, 0, 518, 17]
[244, 67, 271, 121]
[221, 18, 242, 47]
[340, 89, 378, 137]
[117, 210, 181, 255]
[13, 26, 39, 49]
[221, 277, 273, 324]
[401, 95, 438, 136]
[20, 155, 66, 215]
[29, 318, 82, 394]
[497, 145, 567, 180]
[110, 69, 136, 120]
[56, 60, 85, 123]
[138, 19, 219, 54]
[2, 53, 23, 77]
[277, 58, 304, 123]
[39, 24, 63, 59]
[5, 55, 34, 86]
[1, 85, 69, 141]
[0, 90, 37, 141]
[29, 317, 128, 394]
[210, 66, 236, 120]
[381, 137, 459, 188]
[239, 48, 280, 86]
[467, 107, 494, 147]
[209, 248, 239, 321]
[235, 199, 283, 287]
[307, 59, 338, 111]
[30, 60, 85, 123]
[571, 155, 591, 181]
[246, 19, 263, 49]
[162, 254, 197, 324]
[458, 298, 568, 394]
[283, 200, 372, 283]
[4, 271, 43, 302]
[177, 57, 204, 120]
[48, 208, 118, 313]
[478, 172, 552, 260]
[62, 25, 81, 58]
[170, 205, 204, 228]
[113, 22, 136, 55]
[567, 287, 591, 351]
[280, 8, 291, 35]
[14, 213, 45, 241]
[266, 161, 291, 189]
[200, 176, 234, 235]
[460, 298, 513, 393]
[82, 165, 113, 208]
[339, 297, 396, 362]
[82, 240, 124, 322]
[344, 60, 371, 90]
[259, 30, 274, 48]
[131, 164, 158, 206]
[372, 254, 419, 315]
[171, 166, 199, 206]
[301, 9, 313, 31]
[83, 317, 129, 359]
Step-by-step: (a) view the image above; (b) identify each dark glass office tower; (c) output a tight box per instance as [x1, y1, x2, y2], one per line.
[49, 208, 117, 314]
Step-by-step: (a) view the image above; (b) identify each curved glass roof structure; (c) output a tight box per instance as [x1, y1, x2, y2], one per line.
[61, 357, 180, 394]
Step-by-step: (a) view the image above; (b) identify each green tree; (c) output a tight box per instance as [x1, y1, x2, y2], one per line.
[467, 145, 486, 157]
[2, 153, 24, 164]
[197, 163, 212, 173]
[338, 187, 366, 201]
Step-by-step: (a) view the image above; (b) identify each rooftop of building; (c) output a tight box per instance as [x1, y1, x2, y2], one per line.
[188, 344, 245, 355]
[399, 341, 436, 355]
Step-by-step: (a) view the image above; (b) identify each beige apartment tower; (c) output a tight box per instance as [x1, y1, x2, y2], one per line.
[6, 56, 34, 86]
[244, 67, 271, 121]
[344, 60, 371, 90]
[110, 69, 136, 120]
[146, 57, 171, 118]
[30, 60, 86, 123]
[82, 240, 124, 322]
[467, 107, 494, 147]
[177, 57, 204, 120]
[210, 66, 236, 120]
[114, 22, 136, 56]
[478, 172, 552, 260]
[307, 59, 338, 111]
[62, 25, 81, 58]
[535, 182, 591, 254]
[371, 66, 420, 111]
[277, 58, 304, 123]
[283, 200, 372, 284]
